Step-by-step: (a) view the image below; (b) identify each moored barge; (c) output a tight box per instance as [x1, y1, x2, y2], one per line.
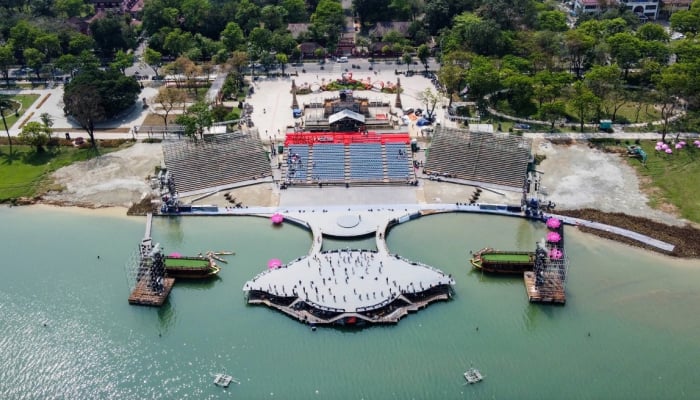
[164, 256, 220, 279]
[470, 247, 535, 274]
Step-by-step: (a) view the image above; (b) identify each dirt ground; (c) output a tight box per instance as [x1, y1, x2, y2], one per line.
[41, 143, 163, 208]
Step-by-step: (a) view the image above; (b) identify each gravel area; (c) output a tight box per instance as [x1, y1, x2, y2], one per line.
[535, 141, 684, 226]
[42, 143, 163, 208]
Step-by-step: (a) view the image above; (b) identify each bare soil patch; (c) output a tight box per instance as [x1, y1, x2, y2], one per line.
[558, 209, 700, 258]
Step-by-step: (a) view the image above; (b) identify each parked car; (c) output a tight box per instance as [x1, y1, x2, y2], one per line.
[514, 123, 531, 130]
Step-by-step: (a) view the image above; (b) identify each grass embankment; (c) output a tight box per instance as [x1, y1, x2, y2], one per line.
[0, 141, 129, 202]
[625, 140, 700, 223]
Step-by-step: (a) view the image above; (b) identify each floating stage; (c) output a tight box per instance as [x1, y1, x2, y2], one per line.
[243, 249, 455, 326]
[128, 277, 175, 306]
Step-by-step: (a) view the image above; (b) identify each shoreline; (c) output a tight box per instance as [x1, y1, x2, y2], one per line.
[557, 209, 700, 258]
[9, 200, 700, 259]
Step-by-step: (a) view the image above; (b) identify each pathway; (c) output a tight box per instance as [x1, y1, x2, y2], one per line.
[158, 202, 676, 252]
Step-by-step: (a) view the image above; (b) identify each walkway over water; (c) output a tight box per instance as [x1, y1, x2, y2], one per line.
[159, 203, 675, 253]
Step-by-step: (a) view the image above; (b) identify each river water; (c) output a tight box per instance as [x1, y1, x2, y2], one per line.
[1, 206, 698, 399]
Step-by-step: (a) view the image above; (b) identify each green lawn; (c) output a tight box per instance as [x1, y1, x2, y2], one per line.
[164, 257, 210, 268]
[482, 253, 533, 262]
[626, 140, 700, 223]
[0, 144, 123, 201]
[1, 94, 40, 129]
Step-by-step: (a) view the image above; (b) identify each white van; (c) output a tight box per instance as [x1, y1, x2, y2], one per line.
[338, 56, 348, 63]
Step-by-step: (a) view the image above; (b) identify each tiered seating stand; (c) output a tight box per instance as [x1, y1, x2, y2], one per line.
[424, 127, 531, 190]
[162, 133, 272, 194]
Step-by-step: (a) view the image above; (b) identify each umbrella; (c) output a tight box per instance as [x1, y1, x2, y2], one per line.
[675, 143, 683, 149]
[665, 148, 673, 154]
[169, 252, 182, 258]
[546, 218, 561, 229]
[268, 258, 283, 269]
[271, 213, 284, 224]
[546, 231, 561, 243]
[549, 249, 563, 260]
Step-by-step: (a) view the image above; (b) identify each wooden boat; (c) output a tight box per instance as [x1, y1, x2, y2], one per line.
[470, 247, 535, 274]
[164, 256, 220, 279]
[463, 368, 484, 384]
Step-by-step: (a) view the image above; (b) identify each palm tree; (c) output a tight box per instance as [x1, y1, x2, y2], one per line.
[0, 95, 13, 155]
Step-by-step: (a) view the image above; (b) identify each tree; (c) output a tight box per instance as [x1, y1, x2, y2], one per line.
[68, 34, 95, 55]
[90, 16, 133, 56]
[163, 29, 195, 57]
[236, 0, 262, 35]
[23, 48, 44, 80]
[465, 56, 501, 107]
[40, 112, 54, 131]
[276, 53, 289, 75]
[0, 44, 15, 87]
[34, 33, 61, 61]
[165, 56, 200, 94]
[282, 0, 307, 22]
[585, 64, 626, 121]
[568, 81, 600, 132]
[143, 47, 163, 78]
[63, 68, 141, 150]
[389, 0, 422, 21]
[670, 0, 700, 35]
[19, 121, 51, 153]
[449, 12, 509, 57]
[181, 0, 211, 32]
[653, 65, 690, 142]
[502, 72, 534, 112]
[416, 88, 440, 119]
[537, 10, 568, 32]
[310, 0, 344, 49]
[402, 52, 413, 72]
[0, 95, 14, 155]
[261, 5, 287, 31]
[110, 50, 134, 75]
[637, 23, 669, 42]
[176, 101, 213, 141]
[55, 0, 92, 17]
[63, 84, 103, 150]
[607, 32, 641, 78]
[221, 22, 245, 52]
[438, 64, 465, 107]
[153, 87, 187, 128]
[249, 27, 273, 55]
[565, 29, 595, 78]
[539, 101, 567, 130]
[417, 44, 430, 73]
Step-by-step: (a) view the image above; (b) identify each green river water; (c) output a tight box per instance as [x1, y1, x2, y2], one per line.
[1, 206, 699, 399]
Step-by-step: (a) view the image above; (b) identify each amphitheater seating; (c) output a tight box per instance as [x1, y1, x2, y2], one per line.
[384, 143, 413, 181]
[311, 143, 345, 182]
[162, 133, 271, 194]
[287, 145, 309, 183]
[424, 127, 531, 189]
[283, 139, 415, 185]
[349, 143, 383, 181]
